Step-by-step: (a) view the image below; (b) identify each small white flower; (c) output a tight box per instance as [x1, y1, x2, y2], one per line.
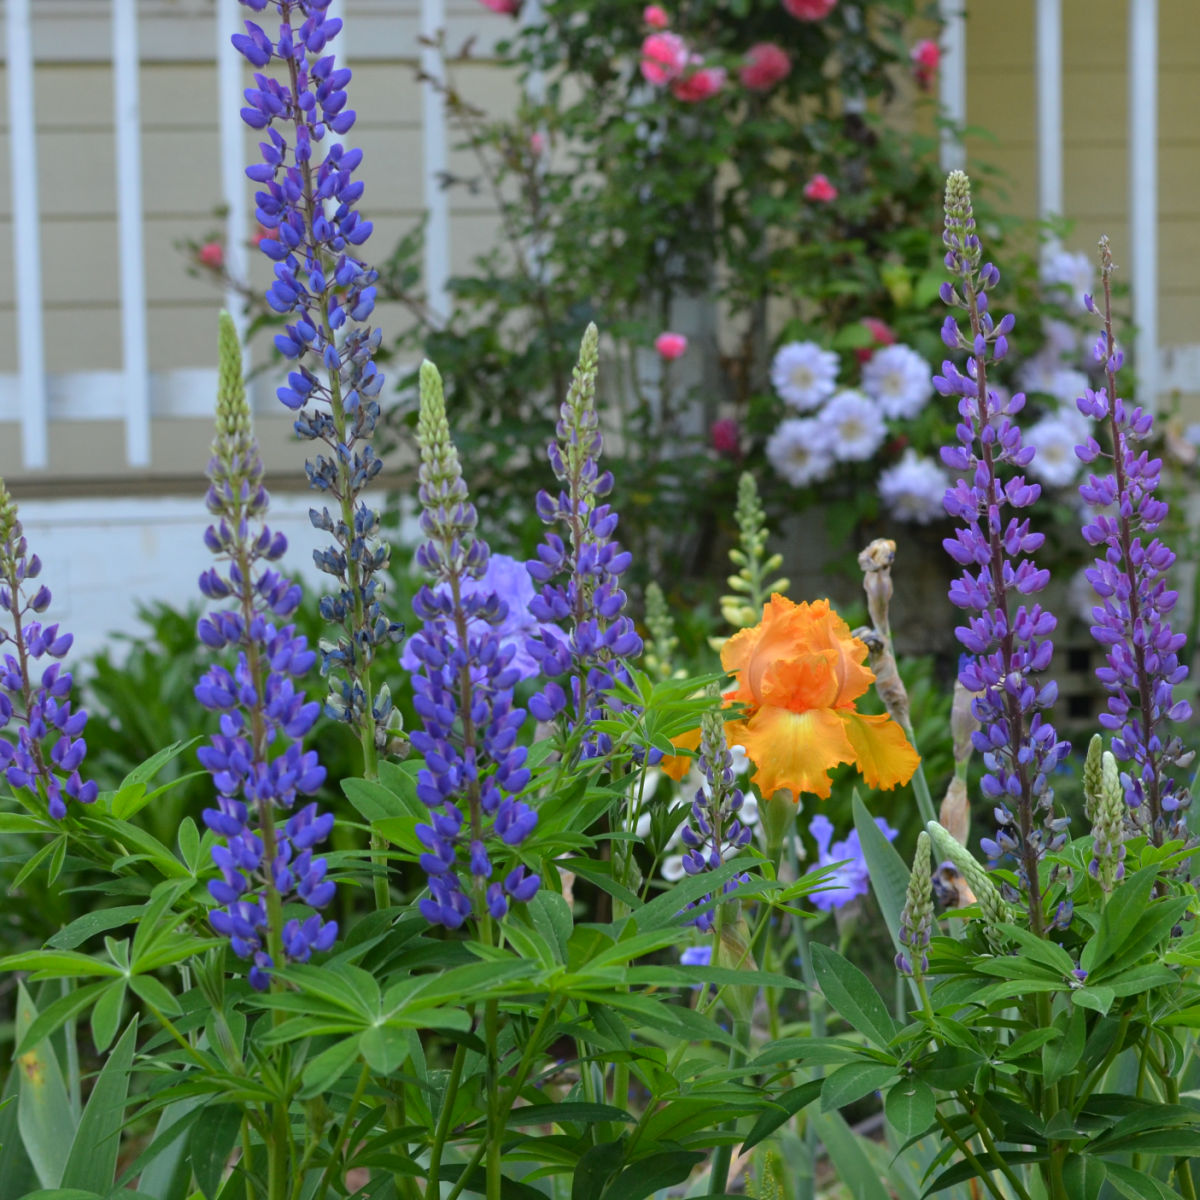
[820, 389, 887, 462]
[766, 418, 835, 487]
[862, 344, 934, 419]
[729, 744, 750, 776]
[1025, 416, 1081, 488]
[1017, 348, 1062, 397]
[661, 854, 687, 882]
[877, 450, 950, 523]
[1068, 565, 1101, 625]
[1046, 367, 1089, 410]
[635, 811, 653, 839]
[771, 341, 839, 411]
[738, 792, 758, 826]
[1042, 318, 1083, 360]
[1041, 248, 1093, 313]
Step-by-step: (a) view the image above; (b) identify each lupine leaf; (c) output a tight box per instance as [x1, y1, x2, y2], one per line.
[45, 907, 144, 951]
[116, 1095, 205, 1195]
[89, 983, 127, 1054]
[853, 793, 910, 952]
[60, 1018, 137, 1193]
[884, 1079, 936, 1141]
[810, 943, 898, 1049]
[188, 1104, 244, 1200]
[601, 1150, 705, 1200]
[0, 1064, 39, 1198]
[821, 1062, 898, 1113]
[15, 983, 77, 1188]
[740, 1079, 822, 1152]
[811, 1110, 891, 1200]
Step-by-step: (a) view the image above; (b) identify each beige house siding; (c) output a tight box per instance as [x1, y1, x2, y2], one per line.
[0, 0, 1197, 489]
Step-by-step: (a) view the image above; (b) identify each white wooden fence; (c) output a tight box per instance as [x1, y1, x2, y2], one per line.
[0, 0, 1188, 474]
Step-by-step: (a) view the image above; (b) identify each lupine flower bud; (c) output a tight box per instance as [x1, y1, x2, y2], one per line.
[0, 482, 97, 820]
[199, 313, 334, 990]
[679, 686, 753, 931]
[714, 472, 789, 646]
[896, 832, 933, 976]
[1082, 733, 1104, 822]
[927, 821, 1013, 949]
[408, 361, 539, 929]
[642, 582, 680, 681]
[1089, 750, 1127, 893]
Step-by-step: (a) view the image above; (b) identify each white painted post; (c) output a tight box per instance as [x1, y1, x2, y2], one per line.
[112, 0, 151, 467]
[217, 0, 250, 355]
[420, 0, 449, 325]
[5, 0, 48, 469]
[1129, 0, 1159, 408]
[1034, 0, 1063, 223]
[938, 0, 966, 171]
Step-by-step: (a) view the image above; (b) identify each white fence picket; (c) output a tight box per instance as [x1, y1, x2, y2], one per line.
[1035, 0, 1063, 222]
[1129, 0, 1159, 408]
[420, 0, 449, 326]
[218, 0, 250, 357]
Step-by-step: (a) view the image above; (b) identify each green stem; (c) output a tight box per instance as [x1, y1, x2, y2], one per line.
[426, 1041, 469, 1200]
[792, 905, 822, 1200]
[1164, 1055, 1198, 1200]
[708, 1017, 750, 1195]
[242, 1116, 256, 1200]
[935, 1112, 1022, 1200]
[312, 1060, 372, 1200]
[268, 1096, 290, 1200]
[485, 999, 502, 1200]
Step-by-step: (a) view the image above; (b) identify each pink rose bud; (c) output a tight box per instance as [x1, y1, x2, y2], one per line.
[911, 39, 940, 91]
[197, 241, 225, 269]
[643, 4, 670, 29]
[802, 173, 838, 203]
[855, 316, 897, 363]
[655, 332, 688, 360]
[739, 43, 791, 92]
[529, 131, 546, 156]
[478, 0, 520, 14]
[670, 64, 726, 103]
[251, 226, 269, 247]
[782, 0, 837, 19]
[640, 32, 689, 86]
[710, 417, 740, 457]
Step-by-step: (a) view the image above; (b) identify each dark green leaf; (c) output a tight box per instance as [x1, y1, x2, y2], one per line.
[811, 1111, 891, 1200]
[15, 982, 76, 1188]
[821, 1062, 898, 1113]
[740, 1080, 822, 1152]
[1105, 1162, 1181, 1200]
[188, 1105, 244, 1200]
[505, 1102, 633, 1128]
[1042, 1004, 1085, 1087]
[571, 1140, 625, 1200]
[853, 794, 911, 954]
[90, 984, 127, 1054]
[884, 1079, 936, 1141]
[46, 907, 145, 951]
[601, 1151, 705, 1200]
[810, 943, 898, 1049]
[921, 1151, 1046, 1196]
[61, 1019, 137, 1193]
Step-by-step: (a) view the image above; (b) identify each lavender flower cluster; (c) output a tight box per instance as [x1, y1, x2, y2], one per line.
[0, 485, 96, 820]
[936, 171, 1070, 927]
[407, 362, 538, 929]
[234, 0, 401, 751]
[525, 324, 644, 761]
[197, 314, 335, 990]
[1076, 239, 1191, 842]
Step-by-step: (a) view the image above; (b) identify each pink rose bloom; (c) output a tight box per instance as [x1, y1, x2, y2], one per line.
[803, 173, 838, 203]
[740, 43, 791, 92]
[911, 39, 940, 91]
[643, 4, 670, 29]
[854, 316, 897, 364]
[197, 241, 224, 269]
[710, 417, 741, 457]
[782, 0, 837, 19]
[670, 65, 726, 103]
[478, 0, 520, 14]
[654, 332, 688, 360]
[641, 32, 689, 86]
[529, 131, 546, 156]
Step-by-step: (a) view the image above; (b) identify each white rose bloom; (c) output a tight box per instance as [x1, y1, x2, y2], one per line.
[771, 341, 840, 411]
[820, 389, 887, 462]
[862, 344, 934, 420]
[1025, 416, 1082, 488]
[1041, 248, 1093, 313]
[766, 418, 836, 487]
[877, 450, 950, 524]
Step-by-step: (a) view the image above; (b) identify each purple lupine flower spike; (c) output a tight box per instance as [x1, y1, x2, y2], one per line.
[525, 324, 645, 762]
[233, 0, 403, 757]
[1076, 238, 1191, 843]
[407, 362, 538, 929]
[198, 313, 334, 990]
[0, 485, 97, 820]
[679, 692, 753, 931]
[936, 171, 1070, 934]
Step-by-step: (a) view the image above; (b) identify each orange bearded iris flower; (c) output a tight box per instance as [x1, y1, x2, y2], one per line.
[719, 595, 919, 801]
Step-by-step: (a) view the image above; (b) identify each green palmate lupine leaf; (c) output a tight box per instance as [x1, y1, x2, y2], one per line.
[129, 975, 182, 1018]
[81, 817, 190, 880]
[810, 943, 899, 1050]
[811, 1111, 892, 1200]
[633, 859, 758, 931]
[528, 890, 572, 963]
[188, 1105, 245, 1200]
[991, 923, 1076, 975]
[0, 811, 51, 834]
[342, 775, 418, 824]
[60, 1018, 137, 1194]
[177, 817, 199, 868]
[601, 1150, 706, 1200]
[11, 836, 67, 892]
[853, 793, 910, 953]
[821, 1062, 899, 1113]
[115, 736, 204, 795]
[13, 982, 110, 1058]
[559, 859, 641, 912]
[1094, 964, 1180, 996]
[299, 1038, 362, 1099]
[884, 1079, 937, 1141]
[359, 1026, 410, 1074]
[1079, 864, 1158, 974]
[500, 922, 559, 972]
[571, 1141, 626, 1200]
[45, 907, 145, 951]
[505, 1102, 634, 1128]
[921, 1151, 1047, 1197]
[89, 983, 127, 1055]
[1071, 986, 1116, 1015]
[1042, 1004, 1086, 1088]
[15, 983, 77, 1189]
[739, 1079, 823, 1152]
[122, 1095, 206, 1198]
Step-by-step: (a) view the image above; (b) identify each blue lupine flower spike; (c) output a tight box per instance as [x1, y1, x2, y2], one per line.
[233, 0, 404, 763]
[525, 324, 645, 762]
[1076, 237, 1191, 844]
[407, 361, 538, 930]
[0, 484, 97, 820]
[197, 312, 335, 991]
[936, 171, 1071, 934]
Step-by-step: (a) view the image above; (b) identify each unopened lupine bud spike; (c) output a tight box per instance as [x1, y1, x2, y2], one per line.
[897, 831, 933, 976]
[927, 820, 1013, 942]
[1082, 733, 1104, 822]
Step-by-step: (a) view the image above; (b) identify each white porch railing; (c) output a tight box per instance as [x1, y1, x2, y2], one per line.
[0, 0, 1187, 474]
